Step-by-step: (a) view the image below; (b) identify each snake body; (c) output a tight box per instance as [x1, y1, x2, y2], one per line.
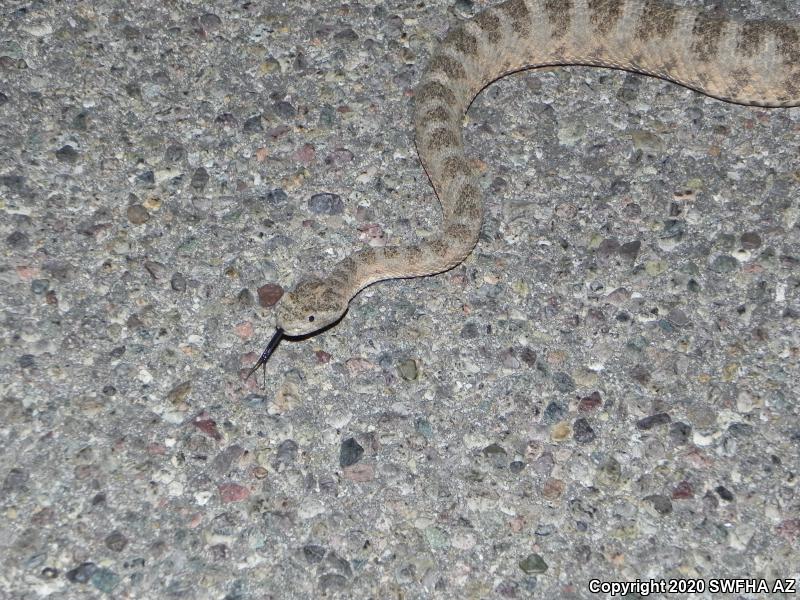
[266, 0, 800, 349]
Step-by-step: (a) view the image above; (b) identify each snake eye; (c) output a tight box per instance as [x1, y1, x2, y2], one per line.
[308, 315, 315, 322]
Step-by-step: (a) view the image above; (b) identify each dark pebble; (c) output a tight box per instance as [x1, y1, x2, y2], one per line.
[339, 437, 364, 467]
[31, 279, 49, 294]
[127, 204, 150, 224]
[212, 445, 245, 475]
[308, 192, 344, 215]
[518, 553, 548, 574]
[543, 401, 566, 424]
[482, 443, 507, 458]
[215, 112, 236, 126]
[596, 238, 620, 259]
[136, 170, 154, 185]
[243, 114, 263, 132]
[56, 145, 78, 163]
[727, 422, 753, 437]
[2, 467, 29, 492]
[715, 485, 734, 501]
[636, 412, 670, 430]
[171, 272, 187, 291]
[191, 167, 209, 191]
[333, 28, 358, 42]
[18, 354, 34, 368]
[573, 418, 596, 443]
[552, 371, 575, 392]
[519, 347, 536, 367]
[66, 562, 97, 584]
[619, 240, 641, 260]
[257, 283, 283, 307]
[6, 230, 28, 248]
[644, 494, 673, 515]
[276, 439, 299, 465]
[740, 231, 761, 249]
[105, 531, 128, 552]
[710, 255, 738, 273]
[509, 460, 525, 473]
[0, 91, 7, 104]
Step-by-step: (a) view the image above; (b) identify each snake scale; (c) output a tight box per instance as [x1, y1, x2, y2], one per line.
[248, 0, 800, 374]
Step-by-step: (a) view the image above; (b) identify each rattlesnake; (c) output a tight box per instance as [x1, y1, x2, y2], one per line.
[248, 0, 800, 375]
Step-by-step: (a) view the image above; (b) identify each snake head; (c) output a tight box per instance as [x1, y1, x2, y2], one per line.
[275, 276, 349, 337]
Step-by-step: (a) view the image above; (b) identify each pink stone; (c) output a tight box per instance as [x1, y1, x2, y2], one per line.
[343, 464, 374, 482]
[218, 483, 250, 503]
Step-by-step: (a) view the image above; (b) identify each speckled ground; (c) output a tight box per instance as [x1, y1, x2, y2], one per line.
[1, 0, 799, 598]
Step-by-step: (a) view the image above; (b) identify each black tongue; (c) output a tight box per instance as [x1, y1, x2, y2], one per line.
[245, 328, 284, 385]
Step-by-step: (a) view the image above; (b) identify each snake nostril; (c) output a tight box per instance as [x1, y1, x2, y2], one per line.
[308, 315, 315, 322]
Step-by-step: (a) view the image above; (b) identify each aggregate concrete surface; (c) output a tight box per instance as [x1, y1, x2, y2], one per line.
[1, 0, 798, 598]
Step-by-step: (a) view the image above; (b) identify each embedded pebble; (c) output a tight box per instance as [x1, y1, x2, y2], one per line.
[339, 437, 364, 467]
[573, 418, 596, 443]
[710, 254, 739, 273]
[308, 192, 344, 215]
[518, 553, 548, 574]
[257, 283, 284, 307]
[397, 358, 419, 381]
[105, 531, 128, 552]
[636, 412, 671, 430]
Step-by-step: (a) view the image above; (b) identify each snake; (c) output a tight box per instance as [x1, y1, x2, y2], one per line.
[247, 0, 800, 377]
